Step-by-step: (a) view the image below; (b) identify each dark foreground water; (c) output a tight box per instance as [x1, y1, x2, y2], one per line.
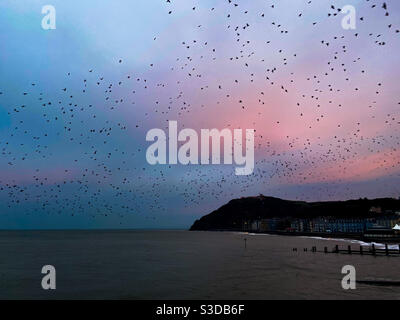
[0, 230, 399, 299]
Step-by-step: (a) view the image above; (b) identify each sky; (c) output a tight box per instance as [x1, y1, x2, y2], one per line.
[0, 0, 399, 229]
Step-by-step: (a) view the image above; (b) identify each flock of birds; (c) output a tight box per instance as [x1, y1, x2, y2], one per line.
[0, 0, 399, 224]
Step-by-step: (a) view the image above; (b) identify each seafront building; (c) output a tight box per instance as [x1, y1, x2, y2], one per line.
[245, 211, 400, 235]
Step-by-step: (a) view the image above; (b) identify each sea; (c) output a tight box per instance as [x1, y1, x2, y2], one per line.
[0, 230, 399, 299]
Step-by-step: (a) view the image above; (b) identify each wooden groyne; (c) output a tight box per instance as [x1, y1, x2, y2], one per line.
[293, 243, 400, 257]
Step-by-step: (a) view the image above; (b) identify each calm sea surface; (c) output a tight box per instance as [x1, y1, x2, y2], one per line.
[0, 230, 399, 299]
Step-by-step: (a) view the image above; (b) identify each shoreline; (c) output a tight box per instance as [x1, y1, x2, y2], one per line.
[191, 229, 400, 244]
[259, 230, 400, 243]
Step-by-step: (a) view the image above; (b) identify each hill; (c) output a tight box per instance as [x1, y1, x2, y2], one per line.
[189, 195, 400, 231]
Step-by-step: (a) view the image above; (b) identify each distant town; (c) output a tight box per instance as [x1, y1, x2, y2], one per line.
[243, 206, 400, 241]
[190, 196, 400, 242]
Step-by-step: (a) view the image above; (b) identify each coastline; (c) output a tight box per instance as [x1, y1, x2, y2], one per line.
[190, 229, 400, 244]
[257, 230, 400, 243]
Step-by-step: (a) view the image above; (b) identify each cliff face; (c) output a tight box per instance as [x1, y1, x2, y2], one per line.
[189, 196, 400, 231]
